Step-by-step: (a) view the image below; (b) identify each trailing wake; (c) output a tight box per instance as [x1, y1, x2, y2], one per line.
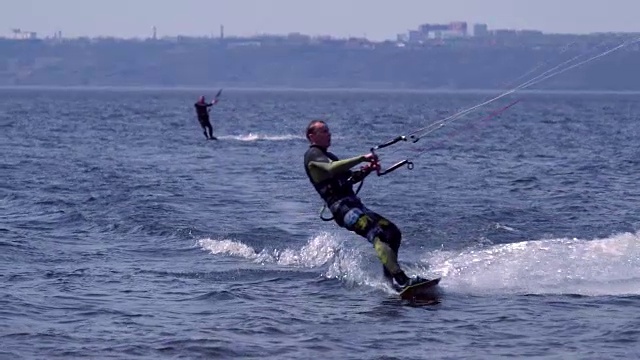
[198, 230, 640, 297]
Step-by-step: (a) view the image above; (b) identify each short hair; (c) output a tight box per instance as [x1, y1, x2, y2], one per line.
[305, 119, 326, 140]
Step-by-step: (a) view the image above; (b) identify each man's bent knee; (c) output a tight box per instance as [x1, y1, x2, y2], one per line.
[342, 208, 373, 232]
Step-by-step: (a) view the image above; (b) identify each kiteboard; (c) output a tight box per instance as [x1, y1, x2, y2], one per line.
[397, 277, 441, 302]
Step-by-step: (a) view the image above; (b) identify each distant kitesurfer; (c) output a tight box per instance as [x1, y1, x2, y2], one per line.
[303, 119, 425, 290]
[194, 95, 218, 140]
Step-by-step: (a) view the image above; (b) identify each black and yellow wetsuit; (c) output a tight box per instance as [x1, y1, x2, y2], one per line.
[304, 144, 410, 286]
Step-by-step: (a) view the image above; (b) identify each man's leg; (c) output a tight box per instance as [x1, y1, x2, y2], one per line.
[198, 118, 210, 139]
[339, 205, 410, 287]
[373, 214, 402, 286]
[205, 123, 214, 139]
[200, 124, 209, 139]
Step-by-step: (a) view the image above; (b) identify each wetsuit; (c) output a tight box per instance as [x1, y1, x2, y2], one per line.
[304, 144, 410, 286]
[194, 101, 214, 139]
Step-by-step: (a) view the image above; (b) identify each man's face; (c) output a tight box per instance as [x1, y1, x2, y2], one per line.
[309, 123, 331, 148]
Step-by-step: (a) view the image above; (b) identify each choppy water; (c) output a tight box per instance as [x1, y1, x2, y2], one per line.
[2, 87, 640, 359]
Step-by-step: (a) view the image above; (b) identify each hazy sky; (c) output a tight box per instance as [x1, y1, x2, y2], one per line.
[2, 0, 638, 40]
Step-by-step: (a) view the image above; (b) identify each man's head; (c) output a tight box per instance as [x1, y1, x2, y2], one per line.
[306, 120, 331, 148]
[198, 95, 206, 103]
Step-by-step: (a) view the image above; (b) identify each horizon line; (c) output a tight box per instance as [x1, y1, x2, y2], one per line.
[2, 85, 640, 96]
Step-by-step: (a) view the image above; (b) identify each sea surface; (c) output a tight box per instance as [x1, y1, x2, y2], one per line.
[1, 87, 640, 359]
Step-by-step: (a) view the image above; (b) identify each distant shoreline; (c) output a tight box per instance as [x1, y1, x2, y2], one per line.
[2, 85, 640, 96]
[3, 35, 638, 92]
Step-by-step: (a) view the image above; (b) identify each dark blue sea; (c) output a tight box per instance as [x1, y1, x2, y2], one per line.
[2, 87, 640, 359]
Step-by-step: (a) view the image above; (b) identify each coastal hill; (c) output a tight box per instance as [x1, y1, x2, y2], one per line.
[1, 30, 639, 91]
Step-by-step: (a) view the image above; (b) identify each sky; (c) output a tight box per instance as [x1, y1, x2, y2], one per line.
[2, 0, 639, 41]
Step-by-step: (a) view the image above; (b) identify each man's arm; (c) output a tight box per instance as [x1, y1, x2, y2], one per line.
[195, 103, 212, 109]
[309, 155, 366, 177]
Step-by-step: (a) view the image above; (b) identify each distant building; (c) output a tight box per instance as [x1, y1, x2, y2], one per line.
[518, 30, 544, 38]
[286, 32, 311, 45]
[412, 21, 468, 40]
[396, 33, 409, 42]
[408, 30, 425, 42]
[10, 29, 37, 39]
[448, 21, 468, 37]
[473, 24, 489, 37]
[418, 23, 449, 34]
[492, 29, 518, 39]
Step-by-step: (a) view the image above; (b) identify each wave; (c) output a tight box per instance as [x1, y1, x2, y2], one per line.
[218, 133, 305, 142]
[198, 230, 640, 297]
[197, 232, 340, 268]
[425, 231, 640, 296]
[197, 232, 398, 293]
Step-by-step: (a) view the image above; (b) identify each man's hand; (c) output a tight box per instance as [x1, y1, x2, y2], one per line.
[366, 160, 380, 172]
[361, 156, 380, 175]
[363, 153, 378, 163]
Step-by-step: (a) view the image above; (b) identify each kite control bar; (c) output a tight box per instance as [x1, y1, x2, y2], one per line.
[369, 135, 414, 176]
